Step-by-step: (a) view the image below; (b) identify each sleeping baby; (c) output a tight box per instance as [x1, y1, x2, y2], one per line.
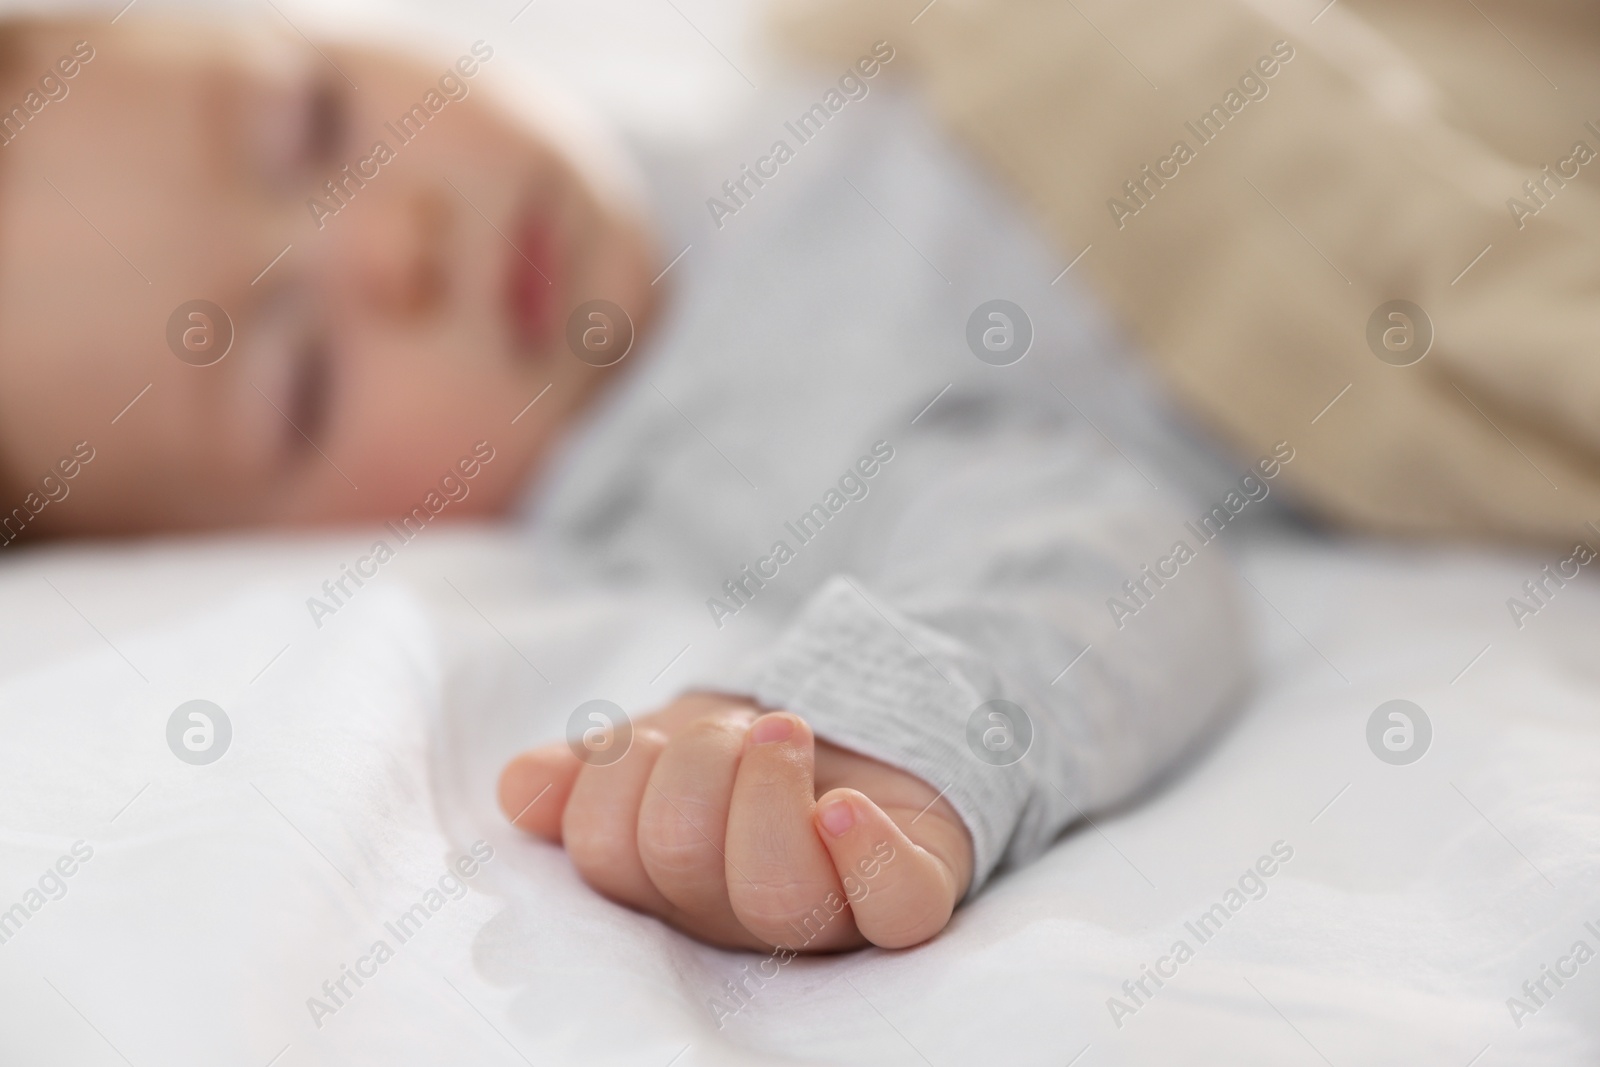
[0, 14, 1249, 951]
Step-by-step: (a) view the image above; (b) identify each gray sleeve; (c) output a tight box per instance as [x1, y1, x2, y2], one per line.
[696, 410, 1252, 894]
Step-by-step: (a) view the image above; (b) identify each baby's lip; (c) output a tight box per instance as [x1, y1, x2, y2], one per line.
[504, 200, 565, 356]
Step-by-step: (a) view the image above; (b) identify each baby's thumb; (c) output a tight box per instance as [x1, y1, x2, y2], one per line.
[814, 787, 967, 949]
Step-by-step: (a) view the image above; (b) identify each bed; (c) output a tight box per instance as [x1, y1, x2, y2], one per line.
[0, 524, 1596, 1065]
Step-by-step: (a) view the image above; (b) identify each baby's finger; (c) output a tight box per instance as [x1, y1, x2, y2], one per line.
[814, 788, 962, 949]
[561, 728, 677, 914]
[636, 710, 752, 931]
[498, 743, 582, 841]
[725, 714, 858, 951]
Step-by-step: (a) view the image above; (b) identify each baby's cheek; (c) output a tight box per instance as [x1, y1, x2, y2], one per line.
[342, 428, 522, 521]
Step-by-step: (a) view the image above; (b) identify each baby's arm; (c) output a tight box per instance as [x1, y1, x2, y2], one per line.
[500, 396, 1250, 948]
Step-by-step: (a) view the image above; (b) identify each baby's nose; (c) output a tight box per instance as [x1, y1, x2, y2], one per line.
[327, 185, 448, 318]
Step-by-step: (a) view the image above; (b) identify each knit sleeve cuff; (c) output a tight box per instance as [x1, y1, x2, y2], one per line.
[697, 575, 1036, 895]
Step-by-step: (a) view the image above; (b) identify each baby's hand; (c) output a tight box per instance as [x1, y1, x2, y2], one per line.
[497, 693, 973, 951]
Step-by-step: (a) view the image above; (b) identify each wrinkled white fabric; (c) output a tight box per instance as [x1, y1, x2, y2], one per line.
[1, 530, 1596, 1065]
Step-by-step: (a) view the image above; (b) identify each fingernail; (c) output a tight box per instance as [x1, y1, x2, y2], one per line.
[818, 798, 856, 837]
[750, 713, 795, 745]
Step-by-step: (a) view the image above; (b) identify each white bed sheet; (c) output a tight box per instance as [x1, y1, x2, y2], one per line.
[0, 527, 1596, 1066]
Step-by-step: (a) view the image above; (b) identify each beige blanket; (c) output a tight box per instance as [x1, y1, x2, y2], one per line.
[774, 0, 1600, 547]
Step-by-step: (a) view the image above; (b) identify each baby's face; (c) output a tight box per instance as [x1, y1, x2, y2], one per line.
[0, 20, 657, 535]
